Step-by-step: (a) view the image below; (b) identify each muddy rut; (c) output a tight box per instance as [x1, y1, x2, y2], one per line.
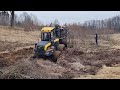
[0, 47, 120, 79]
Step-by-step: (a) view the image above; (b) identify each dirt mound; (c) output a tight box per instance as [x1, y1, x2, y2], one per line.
[0, 47, 33, 68]
[61, 70, 75, 79]
[72, 50, 84, 55]
[0, 41, 32, 52]
[1, 46, 120, 79]
[0, 58, 61, 79]
[70, 62, 85, 71]
[2, 72, 34, 79]
[59, 48, 120, 78]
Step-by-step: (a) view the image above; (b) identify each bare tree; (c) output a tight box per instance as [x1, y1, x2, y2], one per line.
[15, 12, 42, 31]
[0, 11, 10, 26]
[10, 11, 14, 27]
[83, 15, 120, 32]
[53, 19, 60, 26]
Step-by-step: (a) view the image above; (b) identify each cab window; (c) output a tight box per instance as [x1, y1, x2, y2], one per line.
[41, 32, 50, 41]
[51, 31, 53, 37]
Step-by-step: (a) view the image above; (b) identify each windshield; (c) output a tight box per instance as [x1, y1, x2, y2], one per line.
[41, 32, 50, 41]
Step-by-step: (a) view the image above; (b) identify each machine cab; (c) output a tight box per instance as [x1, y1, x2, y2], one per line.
[41, 27, 56, 41]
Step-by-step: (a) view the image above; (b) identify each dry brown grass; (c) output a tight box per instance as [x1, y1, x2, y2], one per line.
[67, 25, 90, 48]
[98, 33, 120, 49]
[75, 65, 120, 79]
[1, 25, 120, 79]
[0, 26, 40, 44]
[0, 26, 41, 52]
[68, 24, 120, 50]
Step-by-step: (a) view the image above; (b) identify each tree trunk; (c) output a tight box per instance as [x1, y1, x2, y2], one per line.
[11, 11, 14, 27]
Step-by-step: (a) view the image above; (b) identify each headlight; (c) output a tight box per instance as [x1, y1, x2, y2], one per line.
[37, 46, 41, 49]
[37, 46, 44, 51]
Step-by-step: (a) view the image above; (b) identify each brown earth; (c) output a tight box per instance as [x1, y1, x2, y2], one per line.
[0, 45, 120, 79]
[1, 26, 120, 79]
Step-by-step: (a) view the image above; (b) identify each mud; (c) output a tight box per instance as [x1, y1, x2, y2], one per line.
[0, 47, 33, 68]
[0, 46, 120, 79]
[0, 41, 32, 52]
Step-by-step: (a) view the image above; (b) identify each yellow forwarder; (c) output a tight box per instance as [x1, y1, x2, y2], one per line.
[33, 25, 68, 62]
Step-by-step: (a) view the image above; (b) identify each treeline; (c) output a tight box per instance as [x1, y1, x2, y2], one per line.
[82, 15, 120, 32]
[0, 11, 10, 26]
[0, 11, 120, 32]
[0, 11, 62, 31]
[14, 12, 44, 31]
[0, 11, 44, 31]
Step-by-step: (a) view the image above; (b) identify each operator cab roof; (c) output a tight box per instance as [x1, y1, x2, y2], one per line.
[41, 27, 55, 32]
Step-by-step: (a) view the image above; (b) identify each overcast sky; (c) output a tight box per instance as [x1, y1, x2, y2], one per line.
[15, 11, 120, 25]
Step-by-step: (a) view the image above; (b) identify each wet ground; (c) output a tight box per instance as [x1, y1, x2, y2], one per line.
[0, 45, 120, 79]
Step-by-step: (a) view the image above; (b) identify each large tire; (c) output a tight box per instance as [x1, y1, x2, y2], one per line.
[62, 39, 67, 47]
[58, 44, 65, 51]
[33, 53, 38, 58]
[52, 50, 61, 62]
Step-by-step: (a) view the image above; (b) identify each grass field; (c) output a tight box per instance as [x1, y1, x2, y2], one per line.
[0, 26, 120, 79]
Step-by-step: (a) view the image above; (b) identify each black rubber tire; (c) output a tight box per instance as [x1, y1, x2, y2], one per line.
[57, 44, 65, 51]
[33, 55, 36, 58]
[33, 53, 38, 58]
[62, 39, 67, 47]
[52, 50, 61, 62]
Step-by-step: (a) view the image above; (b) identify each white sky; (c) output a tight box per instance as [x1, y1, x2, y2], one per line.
[15, 11, 120, 25]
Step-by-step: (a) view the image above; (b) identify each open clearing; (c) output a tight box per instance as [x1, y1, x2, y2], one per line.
[0, 26, 120, 79]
